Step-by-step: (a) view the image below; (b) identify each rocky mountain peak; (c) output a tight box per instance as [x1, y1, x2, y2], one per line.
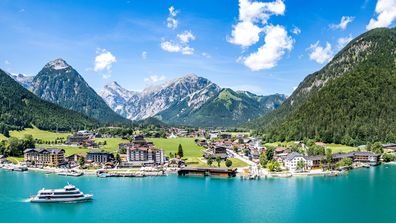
[44, 58, 70, 70]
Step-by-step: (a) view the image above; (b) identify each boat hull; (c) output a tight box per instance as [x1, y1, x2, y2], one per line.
[30, 194, 93, 203]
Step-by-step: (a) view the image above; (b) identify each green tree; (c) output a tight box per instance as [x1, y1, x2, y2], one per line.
[115, 153, 121, 164]
[225, 159, 232, 167]
[177, 144, 184, 158]
[207, 156, 213, 166]
[216, 156, 222, 167]
[267, 160, 280, 172]
[296, 160, 305, 171]
[371, 142, 383, 154]
[78, 156, 85, 167]
[383, 153, 396, 162]
[259, 153, 268, 167]
[265, 146, 275, 161]
[336, 157, 353, 168]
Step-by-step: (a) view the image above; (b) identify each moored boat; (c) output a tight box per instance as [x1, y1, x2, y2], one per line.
[30, 184, 93, 203]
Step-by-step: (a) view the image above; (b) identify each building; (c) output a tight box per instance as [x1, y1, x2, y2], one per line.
[66, 131, 97, 147]
[283, 152, 306, 171]
[126, 147, 164, 166]
[24, 148, 65, 167]
[204, 146, 228, 159]
[118, 135, 153, 152]
[86, 152, 114, 164]
[382, 143, 396, 150]
[305, 155, 325, 169]
[332, 152, 355, 163]
[66, 154, 83, 165]
[353, 151, 380, 165]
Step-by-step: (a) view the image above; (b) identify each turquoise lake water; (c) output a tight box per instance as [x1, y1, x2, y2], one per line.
[1, 165, 396, 223]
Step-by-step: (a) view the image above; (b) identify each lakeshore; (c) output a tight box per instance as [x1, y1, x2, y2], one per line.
[1, 165, 396, 223]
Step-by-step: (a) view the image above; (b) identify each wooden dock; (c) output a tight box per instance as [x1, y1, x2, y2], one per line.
[177, 167, 237, 177]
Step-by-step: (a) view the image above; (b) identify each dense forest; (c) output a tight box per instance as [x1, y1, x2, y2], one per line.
[0, 69, 98, 132]
[252, 27, 396, 145]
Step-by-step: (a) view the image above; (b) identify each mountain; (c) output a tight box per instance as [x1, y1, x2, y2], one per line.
[0, 68, 97, 131]
[100, 74, 286, 127]
[99, 81, 138, 118]
[9, 73, 34, 89]
[31, 59, 130, 125]
[252, 27, 396, 144]
[157, 88, 286, 127]
[101, 74, 221, 121]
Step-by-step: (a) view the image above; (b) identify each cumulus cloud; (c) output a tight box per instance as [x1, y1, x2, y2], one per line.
[229, 0, 292, 71]
[144, 75, 166, 83]
[330, 16, 354, 30]
[167, 6, 178, 30]
[337, 35, 353, 49]
[243, 25, 293, 71]
[291, 26, 301, 35]
[201, 52, 211, 58]
[160, 41, 194, 55]
[177, 30, 196, 43]
[229, 21, 262, 47]
[229, 0, 286, 47]
[94, 49, 116, 72]
[308, 41, 333, 64]
[142, 51, 147, 60]
[366, 0, 396, 30]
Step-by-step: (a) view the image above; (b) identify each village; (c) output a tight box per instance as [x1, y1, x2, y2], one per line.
[1, 127, 396, 179]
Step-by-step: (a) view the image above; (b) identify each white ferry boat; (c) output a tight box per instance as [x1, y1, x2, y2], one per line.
[30, 184, 93, 203]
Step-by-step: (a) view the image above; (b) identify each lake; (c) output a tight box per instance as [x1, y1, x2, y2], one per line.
[1, 165, 396, 223]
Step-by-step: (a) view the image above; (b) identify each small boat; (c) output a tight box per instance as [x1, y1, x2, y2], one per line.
[30, 184, 93, 203]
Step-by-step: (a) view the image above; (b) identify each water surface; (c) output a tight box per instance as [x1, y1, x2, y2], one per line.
[1, 166, 395, 223]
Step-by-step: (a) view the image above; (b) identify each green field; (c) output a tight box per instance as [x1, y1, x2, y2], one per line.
[9, 128, 71, 141]
[147, 137, 203, 157]
[265, 142, 359, 154]
[6, 156, 24, 164]
[94, 138, 129, 153]
[326, 144, 358, 153]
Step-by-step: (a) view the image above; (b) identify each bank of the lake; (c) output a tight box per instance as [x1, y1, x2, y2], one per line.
[1, 165, 396, 223]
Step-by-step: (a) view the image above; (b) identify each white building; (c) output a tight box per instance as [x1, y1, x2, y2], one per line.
[126, 147, 165, 166]
[283, 152, 306, 172]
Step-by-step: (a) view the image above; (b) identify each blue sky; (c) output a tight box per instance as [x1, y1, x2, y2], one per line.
[0, 0, 395, 95]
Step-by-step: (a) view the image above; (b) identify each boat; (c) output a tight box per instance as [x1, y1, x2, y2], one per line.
[30, 184, 93, 203]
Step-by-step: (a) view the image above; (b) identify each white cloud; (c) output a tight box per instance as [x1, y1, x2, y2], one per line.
[229, 21, 262, 47]
[291, 26, 301, 35]
[330, 16, 354, 30]
[94, 49, 117, 72]
[142, 51, 147, 60]
[177, 30, 196, 43]
[243, 25, 293, 71]
[337, 35, 353, 49]
[229, 0, 286, 47]
[167, 6, 178, 30]
[144, 75, 166, 83]
[160, 41, 194, 55]
[308, 41, 333, 64]
[366, 0, 396, 30]
[102, 74, 111, 79]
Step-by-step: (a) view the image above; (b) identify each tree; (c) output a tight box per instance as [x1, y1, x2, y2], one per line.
[216, 156, 222, 167]
[383, 153, 396, 162]
[296, 160, 305, 171]
[259, 152, 268, 167]
[371, 142, 383, 155]
[225, 159, 232, 167]
[78, 156, 85, 167]
[265, 146, 275, 161]
[115, 153, 121, 164]
[207, 156, 213, 166]
[336, 157, 353, 168]
[267, 160, 280, 172]
[177, 144, 184, 158]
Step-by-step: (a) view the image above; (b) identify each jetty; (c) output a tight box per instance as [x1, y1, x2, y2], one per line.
[177, 167, 237, 177]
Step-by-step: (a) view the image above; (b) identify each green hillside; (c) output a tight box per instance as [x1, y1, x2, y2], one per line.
[0, 68, 97, 132]
[254, 27, 396, 145]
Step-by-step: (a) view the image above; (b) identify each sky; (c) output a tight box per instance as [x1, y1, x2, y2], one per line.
[0, 0, 395, 96]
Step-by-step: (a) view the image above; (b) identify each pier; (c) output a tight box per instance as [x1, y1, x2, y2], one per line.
[177, 167, 237, 177]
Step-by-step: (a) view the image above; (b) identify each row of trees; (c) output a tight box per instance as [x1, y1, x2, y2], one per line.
[0, 134, 35, 156]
